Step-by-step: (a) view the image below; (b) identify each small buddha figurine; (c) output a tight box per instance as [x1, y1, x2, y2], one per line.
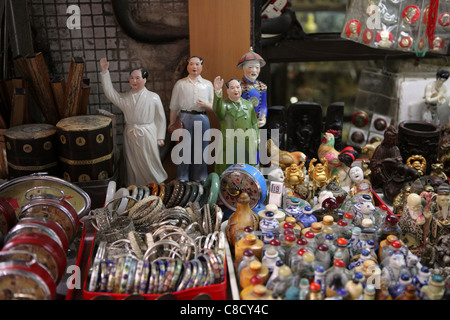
[284, 163, 305, 189]
[406, 155, 427, 176]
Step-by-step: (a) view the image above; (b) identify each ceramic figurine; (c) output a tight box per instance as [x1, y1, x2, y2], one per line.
[317, 129, 357, 185]
[393, 185, 411, 216]
[348, 166, 365, 196]
[99, 58, 168, 186]
[430, 163, 448, 181]
[423, 70, 449, 126]
[352, 194, 376, 227]
[430, 183, 450, 242]
[308, 158, 333, 192]
[434, 233, 450, 268]
[361, 138, 382, 159]
[266, 139, 306, 170]
[226, 192, 259, 248]
[420, 274, 446, 300]
[266, 166, 285, 183]
[237, 48, 268, 128]
[406, 155, 427, 176]
[284, 163, 306, 189]
[168, 56, 214, 182]
[398, 192, 433, 259]
[439, 124, 450, 177]
[404, 253, 421, 279]
[380, 251, 406, 287]
[212, 77, 259, 176]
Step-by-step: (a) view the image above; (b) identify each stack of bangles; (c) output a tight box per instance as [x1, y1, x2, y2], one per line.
[88, 230, 226, 295]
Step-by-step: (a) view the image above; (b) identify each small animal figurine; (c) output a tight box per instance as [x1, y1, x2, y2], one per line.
[381, 251, 407, 287]
[361, 138, 382, 159]
[267, 139, 306, 170]
[430, 163, 448, 181]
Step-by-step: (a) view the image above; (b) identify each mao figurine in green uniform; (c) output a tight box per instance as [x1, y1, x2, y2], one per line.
[212, 76, 259, 176]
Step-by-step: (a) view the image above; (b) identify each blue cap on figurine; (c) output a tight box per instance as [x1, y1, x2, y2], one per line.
[237, 47, 266, 69]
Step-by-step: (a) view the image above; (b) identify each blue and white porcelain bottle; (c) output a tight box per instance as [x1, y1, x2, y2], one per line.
[259, 211, 280, 238]
[284, 197, 303, 221]
[298, 205, 317, 229]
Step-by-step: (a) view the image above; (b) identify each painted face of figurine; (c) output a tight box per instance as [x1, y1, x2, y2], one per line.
[349, 166, 364, 183]
[226, 79, 242, 102]
[268, 167, 284, 182]
[187, 57, 203, 78]
[437, 194, 450, 207]
[129, 69, 147, 92]
[242, 61, 261, 83]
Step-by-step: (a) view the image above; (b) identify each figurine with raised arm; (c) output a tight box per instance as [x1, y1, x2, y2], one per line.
[99, 58, 167, 186]
[212, 76, 259, 176]
[169, 56, 214, 183]
[238, 48, 268, 128]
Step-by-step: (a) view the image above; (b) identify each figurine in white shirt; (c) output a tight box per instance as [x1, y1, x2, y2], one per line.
[168, 56, 214, 183]
[99, 57, 168, 186]
[423, 69, 449, 126]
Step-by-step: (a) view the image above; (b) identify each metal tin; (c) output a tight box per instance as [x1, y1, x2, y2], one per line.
[56, 115, 114, 183]
[3, 124, 59, 179]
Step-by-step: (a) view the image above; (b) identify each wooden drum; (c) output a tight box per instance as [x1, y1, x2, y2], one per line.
[56, 115, 114, 183]
[3, 124, 59, 179]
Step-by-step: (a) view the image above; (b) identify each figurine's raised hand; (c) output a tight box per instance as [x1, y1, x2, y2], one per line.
[100, 58, 109, 72]
[214, 76, 224, 94]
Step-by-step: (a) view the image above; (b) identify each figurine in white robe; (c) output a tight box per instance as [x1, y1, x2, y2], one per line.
[99, 57, 168, 186]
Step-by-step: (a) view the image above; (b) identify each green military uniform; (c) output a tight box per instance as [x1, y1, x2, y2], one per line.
[213, 91, 259, 176]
